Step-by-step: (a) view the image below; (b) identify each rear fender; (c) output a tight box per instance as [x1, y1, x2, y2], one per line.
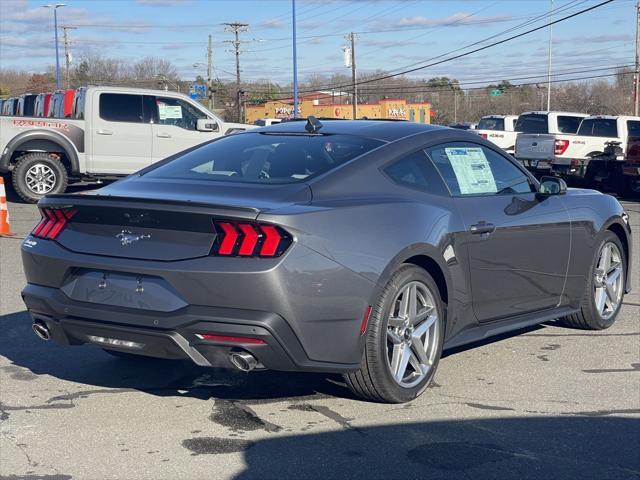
[1, 130, 80, 174]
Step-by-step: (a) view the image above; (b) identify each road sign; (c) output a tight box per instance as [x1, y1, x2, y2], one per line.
[490, 89, 503, 97]
[189, 84, 206, 98]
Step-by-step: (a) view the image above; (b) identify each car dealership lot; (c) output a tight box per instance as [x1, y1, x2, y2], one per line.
[1, 195, 638, 480]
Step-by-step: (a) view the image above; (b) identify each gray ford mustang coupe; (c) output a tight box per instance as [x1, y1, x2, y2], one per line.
[21, 118, 632, 403]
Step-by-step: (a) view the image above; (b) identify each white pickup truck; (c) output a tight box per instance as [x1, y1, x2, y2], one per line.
[474, 115, 519, 154]
[0, 86, 253, 202]
[547, 115, 640, 178]
[514, 111, 588, 174]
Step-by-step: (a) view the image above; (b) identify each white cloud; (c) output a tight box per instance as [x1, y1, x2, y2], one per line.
[259, 19, 285, 29]
[135, 0, 191, 5]
[390, 13, 512, 28]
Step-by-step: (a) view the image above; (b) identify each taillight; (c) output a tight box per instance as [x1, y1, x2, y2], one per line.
[31, 207, 76, 240]
[480, 133, 488, 139]
[212, 221, 292, 257]
[554, 139, 570, 156]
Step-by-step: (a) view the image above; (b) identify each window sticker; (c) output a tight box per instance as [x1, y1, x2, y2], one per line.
[158, 104, 183, 120]
[444, 147, 497, 195]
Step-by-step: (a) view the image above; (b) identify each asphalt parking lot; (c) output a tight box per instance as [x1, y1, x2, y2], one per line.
[1, 190, 638, 480]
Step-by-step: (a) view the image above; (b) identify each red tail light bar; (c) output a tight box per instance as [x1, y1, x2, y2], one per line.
[554, 139, 570, 156]
[212, 221, 292, 257]
[31, 208, 77, 240]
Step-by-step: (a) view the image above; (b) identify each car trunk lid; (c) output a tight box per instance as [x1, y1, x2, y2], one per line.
[515, 134, 556, 160]
[38, 179, 310, 261]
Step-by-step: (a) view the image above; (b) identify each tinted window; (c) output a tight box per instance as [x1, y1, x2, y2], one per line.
[577, 118, 618, 137]
[427, 143, 533, 197]
[154, 96, 207, 130]
[515, 114, 548, 134]
[627, 120, 640, 137]
[477, 117, 505, 131]
[254, 119, 266, 126]
[145, 133, 384, 184]
[384, 150, 447, 195]
[557, 115, 583, 134]
[100, 93, 144, 123]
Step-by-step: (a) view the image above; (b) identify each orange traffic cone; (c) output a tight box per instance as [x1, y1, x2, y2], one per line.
[0, 177, 14, 237]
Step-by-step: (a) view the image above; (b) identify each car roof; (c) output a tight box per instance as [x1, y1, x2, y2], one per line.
[251, 119, 446, 142]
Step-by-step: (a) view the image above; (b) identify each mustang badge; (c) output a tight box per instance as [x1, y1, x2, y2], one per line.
[116, 230, 151, 246]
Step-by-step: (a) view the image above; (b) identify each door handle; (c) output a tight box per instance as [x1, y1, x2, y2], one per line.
[156, 132, 171, 138]
[470, 222, 496, 235]
[96, 129, 113, 135]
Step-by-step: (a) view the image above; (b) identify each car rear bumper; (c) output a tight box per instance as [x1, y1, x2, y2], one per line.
[22, 283, 360, 373]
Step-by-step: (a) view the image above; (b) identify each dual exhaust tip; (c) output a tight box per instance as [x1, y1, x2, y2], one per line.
[32, 321, 51, 341]
[32, 320, 260, 372]
[229, 351, 258, 372]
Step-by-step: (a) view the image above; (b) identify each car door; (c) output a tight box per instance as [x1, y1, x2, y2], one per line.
[426, 141, 571, 322]
[90, 92, 152, 174]
[150, 95, 219, 162]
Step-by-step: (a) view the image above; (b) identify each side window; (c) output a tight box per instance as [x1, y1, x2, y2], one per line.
[155, 97, 206, 130]
[384, 150, 448, 196]
[627, 120, 640, 137]
[99, 93, 144, 123]
[426, 143, 533, 197]
[557, 115, 583, 133]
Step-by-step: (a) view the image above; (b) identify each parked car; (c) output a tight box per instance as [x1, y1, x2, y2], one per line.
[514, 111, 588, 175]
[475, 115, 519, 154]
[0, 99, 4, 115]
[16, 94, 38, 117]
[622, 135, 640, 194]
[585, 135, 640, 196]
[549, 115, 640, 178]
[34, 93, 53, 117]
[448, 122, 476, 130]
[21, 119, 632, 403]
[254, 118, 282, 127]
[0, 86, 255, 202]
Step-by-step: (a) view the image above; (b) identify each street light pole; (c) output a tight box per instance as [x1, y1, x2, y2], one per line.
[44, 4, 66, 90]
[546, 0, 553, 111]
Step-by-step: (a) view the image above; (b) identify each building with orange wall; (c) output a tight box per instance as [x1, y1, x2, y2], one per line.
[245, 94, 431, 124]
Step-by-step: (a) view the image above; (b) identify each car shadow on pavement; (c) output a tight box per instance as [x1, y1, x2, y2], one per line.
[0, 310, 356, 402]
[0, 310, 556, 404]
[228, 416, 640, 480]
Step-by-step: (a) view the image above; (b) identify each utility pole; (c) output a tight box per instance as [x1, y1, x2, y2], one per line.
[207, 34, 214, 111]
[347, 32, 357, 119]
[292, 0, 298, 119]
[61, 25, 76, 89]
[224, 22, 249, 123]
[546, 0, 554, 111]
[634, 0, 639, 116]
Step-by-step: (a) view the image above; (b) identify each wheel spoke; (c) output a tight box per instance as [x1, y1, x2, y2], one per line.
[607, 268, 621, 285]
[412, 305, 434, 325]
[398, 286, 410, 318]
[387, 330, 402, 344]
[595, 286, 607, 314]
[394, 345, 411, 382]
[413, 314, 437, 338]
[389, 343, 403, 377]
[410, 337, 430, 367]
[408, 284, 418, 319]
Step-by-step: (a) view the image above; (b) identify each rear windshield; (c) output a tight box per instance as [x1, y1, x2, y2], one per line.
[577, 118, 618, 137]
[557, 115, 583, 134]
[145, 132, 384, 184]
[515, 114, 548, 134]
[627, 120, 640, 137]
[477, 117, 505, 131]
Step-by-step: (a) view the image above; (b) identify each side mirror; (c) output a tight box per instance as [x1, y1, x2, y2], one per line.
[538, 176, 567, 197]
[197, 118, 219, 132]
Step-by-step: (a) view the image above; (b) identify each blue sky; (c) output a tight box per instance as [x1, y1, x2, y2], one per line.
[0, 0, 635, 87]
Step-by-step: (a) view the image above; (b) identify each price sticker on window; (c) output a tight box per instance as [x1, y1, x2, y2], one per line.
[444, 147, 497, 195]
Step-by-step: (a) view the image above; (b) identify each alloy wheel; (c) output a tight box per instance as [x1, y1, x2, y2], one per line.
[593, 242, 624, 320]
[25, 163, 56, 195]
[386, 281, 439, 388]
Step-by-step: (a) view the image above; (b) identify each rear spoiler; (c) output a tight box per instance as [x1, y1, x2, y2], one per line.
[38, 193, 260, 221]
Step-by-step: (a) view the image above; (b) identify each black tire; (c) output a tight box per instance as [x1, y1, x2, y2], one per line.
[11, 152, 68, 203]
[559, 232, 626, 330]
[344, 264, 445, 403]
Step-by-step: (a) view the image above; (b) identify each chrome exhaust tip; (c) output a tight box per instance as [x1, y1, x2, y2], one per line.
[32, 322, 51, 341]
[229, 351, 258, 372]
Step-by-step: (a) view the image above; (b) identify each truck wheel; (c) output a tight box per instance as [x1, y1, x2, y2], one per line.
[11, 152, 68, 203]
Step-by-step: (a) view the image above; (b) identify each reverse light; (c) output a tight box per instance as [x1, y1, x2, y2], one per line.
[554, 139, 570, 156]
[212, 221, 292, 257]
[31, 208, 77, 240]
[195, 333, 267, 345]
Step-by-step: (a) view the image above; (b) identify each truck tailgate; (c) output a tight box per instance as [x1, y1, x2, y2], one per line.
[515, 134, 556, 160]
